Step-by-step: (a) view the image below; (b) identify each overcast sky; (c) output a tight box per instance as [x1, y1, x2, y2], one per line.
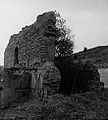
[0, 0, 108, 65]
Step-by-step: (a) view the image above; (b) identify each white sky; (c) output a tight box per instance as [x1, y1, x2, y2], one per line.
[0, 0, 108, 65]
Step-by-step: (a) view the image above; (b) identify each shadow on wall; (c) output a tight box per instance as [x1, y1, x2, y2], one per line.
[57, 63, 90, 95]
[55, 56, 100, 96]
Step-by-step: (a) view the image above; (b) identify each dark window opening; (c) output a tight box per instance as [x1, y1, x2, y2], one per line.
[14, 47, 19, 66]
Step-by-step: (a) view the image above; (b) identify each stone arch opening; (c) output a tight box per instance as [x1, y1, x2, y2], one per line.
[14, 47, 19, 66]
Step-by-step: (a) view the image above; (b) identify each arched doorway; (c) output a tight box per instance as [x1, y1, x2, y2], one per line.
[14, 47, 19, 66]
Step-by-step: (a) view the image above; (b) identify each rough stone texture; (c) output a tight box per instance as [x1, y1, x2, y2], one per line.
[41, 62, 61, 96]
[0, 69, 31, 108]
[4, 11, 57, 68]
[32, 62, 61, 98]
[84, 61, 100, 91]
[2, 11, 61, 107]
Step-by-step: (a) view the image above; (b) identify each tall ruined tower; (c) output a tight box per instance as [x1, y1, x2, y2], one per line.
[4, 11, 57, 68]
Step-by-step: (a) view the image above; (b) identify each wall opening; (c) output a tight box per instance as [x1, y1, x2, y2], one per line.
[14, 47, 19, 66]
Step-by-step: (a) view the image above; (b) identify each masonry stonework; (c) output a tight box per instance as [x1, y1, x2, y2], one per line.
[2, 11, 102, 108]
[1, 11, 62, 107]
[4, 11, 57, 68]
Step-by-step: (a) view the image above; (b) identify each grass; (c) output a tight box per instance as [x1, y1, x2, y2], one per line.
[0, 89, 108, 120]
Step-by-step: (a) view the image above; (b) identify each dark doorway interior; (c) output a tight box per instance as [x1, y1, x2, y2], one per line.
[55, 57, 74, 96]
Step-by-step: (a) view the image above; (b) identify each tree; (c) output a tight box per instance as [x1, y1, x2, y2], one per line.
[83, 47, 88, 52]
[54, 11, 74, 57]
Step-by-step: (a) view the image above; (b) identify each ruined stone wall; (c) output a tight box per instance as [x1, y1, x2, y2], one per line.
[4, 11, 57, 68]
[0, 70, 31, 108]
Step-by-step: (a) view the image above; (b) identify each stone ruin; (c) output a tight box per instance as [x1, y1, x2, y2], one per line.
[0, 11, 102, 107]
[1, 11, 61, 107]
[55, 56, 101, 95]
[4, 11, 57, 67]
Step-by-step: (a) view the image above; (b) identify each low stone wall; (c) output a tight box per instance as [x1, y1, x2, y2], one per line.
[30, 62, 61, 99]
[42, 62, 61, 96]
[0, 70, 31, 108]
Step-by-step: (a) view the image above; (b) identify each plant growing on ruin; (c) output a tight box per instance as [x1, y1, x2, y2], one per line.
[55, 11, 74, 57]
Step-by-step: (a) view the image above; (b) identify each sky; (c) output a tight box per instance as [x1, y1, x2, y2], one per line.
[0, 0, 108, 65]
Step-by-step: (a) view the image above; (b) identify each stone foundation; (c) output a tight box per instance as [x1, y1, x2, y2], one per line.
[30, 62, 61, 99]
[0, 70, 31, 108]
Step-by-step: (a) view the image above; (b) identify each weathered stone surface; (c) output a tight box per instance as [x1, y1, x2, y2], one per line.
[35, 62, 61, 97]
[3, 11, 61, 107]
[0, 70, 31, 108]
[4, 11, 57, 68]
[42, 62, 61, 95]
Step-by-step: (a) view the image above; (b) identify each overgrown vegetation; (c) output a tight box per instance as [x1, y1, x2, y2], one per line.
[83, 47, 88, 52]
[55, 56, 100, 96]
[55, 11, 74, 57]
[73, 45, 108, 68]
[1, 89, 108, 119]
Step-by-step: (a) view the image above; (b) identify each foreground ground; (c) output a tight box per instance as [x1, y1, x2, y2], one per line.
[0, 89, 108, 120]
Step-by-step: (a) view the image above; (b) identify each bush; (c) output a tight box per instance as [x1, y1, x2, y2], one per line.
[55, 57, 100, 95]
